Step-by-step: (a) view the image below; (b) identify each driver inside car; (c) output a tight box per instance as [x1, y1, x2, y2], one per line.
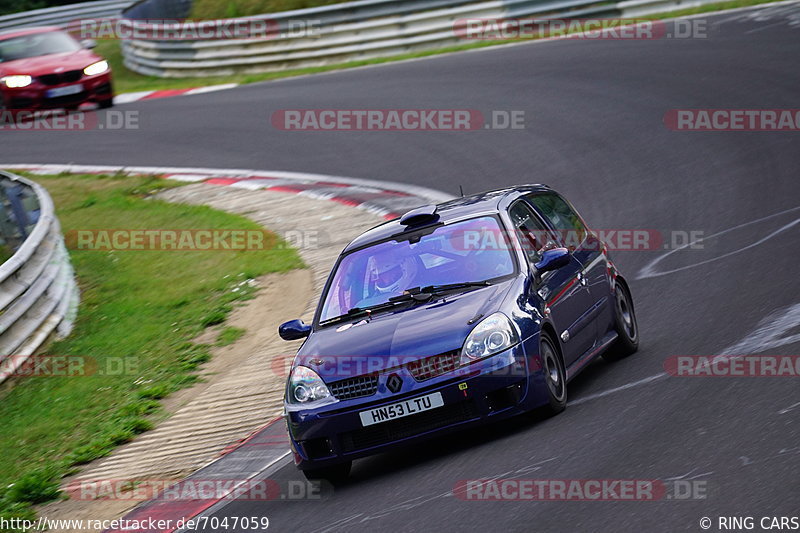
[367, 248, 419, 298]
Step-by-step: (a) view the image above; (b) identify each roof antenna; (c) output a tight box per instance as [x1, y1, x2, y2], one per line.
[459, 185, 464, 197]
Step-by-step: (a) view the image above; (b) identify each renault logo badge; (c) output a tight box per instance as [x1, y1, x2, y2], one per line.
[386, 374, 403, 393]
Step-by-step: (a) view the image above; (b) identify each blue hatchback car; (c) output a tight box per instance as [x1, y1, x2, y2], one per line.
[279, 185, 639, 480]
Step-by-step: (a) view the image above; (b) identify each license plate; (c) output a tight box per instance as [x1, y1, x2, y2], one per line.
[46, 84, 83, 98]
[359, 392, 443, 427]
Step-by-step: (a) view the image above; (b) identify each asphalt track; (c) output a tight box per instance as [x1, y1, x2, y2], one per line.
[3, 4, 800, 532]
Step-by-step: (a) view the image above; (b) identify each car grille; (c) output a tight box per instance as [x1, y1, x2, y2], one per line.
[328, 373, 379, 400]
[38, 70, 83, 86]
[327, 350, 462, 399]
[44, 91, 88, 107]
[406, 350, 460, 381]
[339, 400, 478, 453]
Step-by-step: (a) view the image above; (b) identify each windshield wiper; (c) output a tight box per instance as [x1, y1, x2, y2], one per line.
[415, 281, 492, 294]
[319, 299, 413, 326]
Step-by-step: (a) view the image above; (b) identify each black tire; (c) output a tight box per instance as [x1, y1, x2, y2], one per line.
[539, 331, 567, 416]
[302, 460, 351, 483]
[98, 98, 113, 109]
[603, 281, 639, 361]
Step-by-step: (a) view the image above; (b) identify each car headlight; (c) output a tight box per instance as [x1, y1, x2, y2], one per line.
[83, 60, 108, 76]
[1, 75, 32, 88]
[460, 312, 519, 365]
[286, 365, 337, 407]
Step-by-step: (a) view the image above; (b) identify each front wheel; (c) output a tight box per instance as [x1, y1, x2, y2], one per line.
[539, 331, 567, 416]
[302, 460, 351, 483]
[603, 281, 639, 361]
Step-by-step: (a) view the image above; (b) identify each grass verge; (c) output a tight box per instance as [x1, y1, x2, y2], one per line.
[101, 0, 781, 95]
[0, 244, 12, 264]
[0, 172, 303, 530]
[216, 326, 246, 346]
[191, 0, 349, 18]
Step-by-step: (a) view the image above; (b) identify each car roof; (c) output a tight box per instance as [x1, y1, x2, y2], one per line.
[343, 184, 551, 252]
[0, 26, 64, 40]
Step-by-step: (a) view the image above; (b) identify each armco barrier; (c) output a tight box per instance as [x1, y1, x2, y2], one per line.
[0, 171, 79, 382]
[118, 0, 722, 77]
[0, 0, 133, 32]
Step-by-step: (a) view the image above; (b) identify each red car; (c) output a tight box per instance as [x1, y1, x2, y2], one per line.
[0, 26, 113, 113]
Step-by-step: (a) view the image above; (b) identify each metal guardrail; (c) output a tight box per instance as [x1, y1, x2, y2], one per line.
[0, 171, 79, 383]
[0, 0, 133, 33]
[119, 0, 721, 77]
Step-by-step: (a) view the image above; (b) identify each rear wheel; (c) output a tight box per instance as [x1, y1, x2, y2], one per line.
[302, 460, 351, 483]
[539, 331, 567, 416]
[603, 281, 639, 361]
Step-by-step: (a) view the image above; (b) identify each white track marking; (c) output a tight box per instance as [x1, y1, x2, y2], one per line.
[745, 17, 793, 32]
[185, 83, 239, 95]
[569, 372, 669, 406]
[112, 90, 155, 104]
[637, 206, 800, 279]
[722, 303, 800, 354]
[572, 302, 800, 406]
[778, 401, 800, 414]
[663, 468, 714, 481]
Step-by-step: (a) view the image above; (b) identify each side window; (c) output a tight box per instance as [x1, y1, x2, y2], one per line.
[527, 192, 586, 247]
[508, 201, 553, 265]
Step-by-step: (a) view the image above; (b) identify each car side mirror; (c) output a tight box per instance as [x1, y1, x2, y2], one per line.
[81, 39, 97, 49]
[534, 247, 571, 275]
[279, 319, 311, 340]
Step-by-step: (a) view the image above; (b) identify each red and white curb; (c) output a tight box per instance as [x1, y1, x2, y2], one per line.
[112, 83, 239, 105]
[0, 163, 454, 220]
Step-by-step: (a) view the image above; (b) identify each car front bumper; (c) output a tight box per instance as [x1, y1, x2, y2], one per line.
[286, 338, 551, 470]
[2, 71, 112, 111]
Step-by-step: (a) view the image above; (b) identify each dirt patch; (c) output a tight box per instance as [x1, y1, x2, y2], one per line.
[159, 269, 311, 415]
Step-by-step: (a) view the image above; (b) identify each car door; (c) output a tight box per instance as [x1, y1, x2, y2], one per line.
[525, 192, 611, 353]
[508, 201, 595, 365]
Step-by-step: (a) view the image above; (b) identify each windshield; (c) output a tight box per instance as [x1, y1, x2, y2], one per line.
[0, 31, 81, 63]
[318, 216, 516, 323]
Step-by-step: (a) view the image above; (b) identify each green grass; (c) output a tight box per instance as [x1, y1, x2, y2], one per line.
[101, 0, 783, 95]
[0, 172, 303, 528]
[191, 0, 349, 18]
[0, 245, 12, 264]
[216, 326, 246, 346]
[645, 0, 779, 18]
